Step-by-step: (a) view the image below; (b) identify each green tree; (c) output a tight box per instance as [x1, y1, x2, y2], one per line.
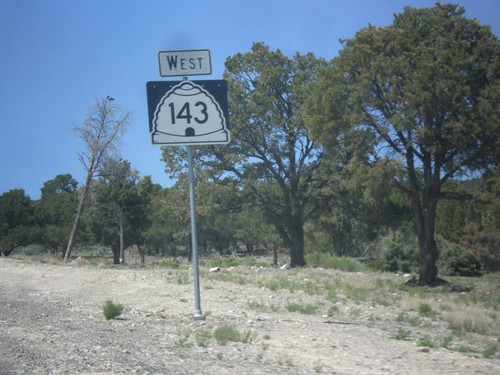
[64, 97, 133, 261]
[87, 158, 146, 264]
[145, 185, 187, 258]
[307, 4, 499, 284]
[162, 42, 327, 266]
[0, 189, 37, 256]
[35, 174, 78, 254]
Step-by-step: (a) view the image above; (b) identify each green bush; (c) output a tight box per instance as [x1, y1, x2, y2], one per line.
[103, 300, 124, 320]
[437, 236, 482, 277]
[213, 325, 241, 345]
[369, 231, 482, 277]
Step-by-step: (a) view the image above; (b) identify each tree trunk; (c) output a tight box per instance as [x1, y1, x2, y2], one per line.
[112, 245, 120, 265]
[137, 244, 145, 265]
[64, 172, 92, 261]
[64, 192, 85, 260]
[119, 214, 125, 264]
[289, 217, 306, 267]
[273, 244, 278, 266]
[405, 152, 441, 285]
[416, 199, 439, 285]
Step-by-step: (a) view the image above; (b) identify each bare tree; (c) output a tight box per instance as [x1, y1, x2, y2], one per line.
[64, 97, 133, 261]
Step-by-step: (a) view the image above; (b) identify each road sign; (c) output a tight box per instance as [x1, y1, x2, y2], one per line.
[158, 49, 212, 77]
[146, 80, 230, 146]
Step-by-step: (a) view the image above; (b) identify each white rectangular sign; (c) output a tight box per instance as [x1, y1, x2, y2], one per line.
[158, 49, 212, 77]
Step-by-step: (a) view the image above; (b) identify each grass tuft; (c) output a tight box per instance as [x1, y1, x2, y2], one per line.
[103, 300, 124, 320]
[214, 325, 240, 345]
[286, 302, 319, 315]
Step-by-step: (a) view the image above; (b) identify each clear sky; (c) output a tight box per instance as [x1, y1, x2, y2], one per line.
[1, 0, 498, 199]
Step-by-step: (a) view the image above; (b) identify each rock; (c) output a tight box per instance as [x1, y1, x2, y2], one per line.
[209, 267, 221, 273]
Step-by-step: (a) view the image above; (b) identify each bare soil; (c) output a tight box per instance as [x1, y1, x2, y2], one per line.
[0, 257, 498, 374]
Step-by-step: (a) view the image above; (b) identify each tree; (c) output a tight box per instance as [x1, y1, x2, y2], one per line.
[87, 158, 146, 264]
[162, 42, 327, 266]
[0, 189, 36, 256]
[64, 97, 133, 261]
[307, 4, 499, 284]
[36, 174, 78, 254]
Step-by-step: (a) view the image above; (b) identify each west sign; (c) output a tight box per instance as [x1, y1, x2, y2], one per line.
[158, 49, 212, 77]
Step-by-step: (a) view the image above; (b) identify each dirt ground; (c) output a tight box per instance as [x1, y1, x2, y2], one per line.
[0, 257, 498, 374]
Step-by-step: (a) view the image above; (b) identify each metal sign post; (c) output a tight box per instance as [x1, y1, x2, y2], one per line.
[147, 49, 230, 320]
[183, 76, 204, 321]
[187, 145, 204, 319]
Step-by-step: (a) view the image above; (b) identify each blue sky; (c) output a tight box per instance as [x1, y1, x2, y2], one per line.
[1, 0, 498, 199]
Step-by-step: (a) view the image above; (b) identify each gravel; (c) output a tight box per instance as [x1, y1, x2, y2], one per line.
[0, 257, 498, 374]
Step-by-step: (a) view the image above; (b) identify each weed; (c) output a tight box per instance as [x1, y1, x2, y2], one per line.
[248, 300, 268, 311]
[396, 312, 406, 322]
[327, 305, 339, 317]
[350, 308, 362, 318]
[259, 276, 297, 292]
[195, 330, 212, 347]
[286, 303, 319, 315]
[368, 314, 380, 321]
[209, 272, 249, 285]
[303, 279, 322, 295]
[445, 305, 493, 334]
[102, 300, 124, 320]
[241, 330, 254, 343]
[176, 272, 189, 285]
[456, 346, 478, 354]
[418, 336, 434, 347]
[214, 325, 241, 345]
[344, 284, 369, 301]
[483, 345, 497, 359]
[314, 359, 323, 373]
[441, 336, 453, 349]
[305, 252, 366, 272]
[175, 332, 192, 348]
[373, 296, 393, 307]
[418, 303, 435, 318]
[325, 283, 338, 302]
[392, 328, 411, 340]
[152, 258, 179, 269]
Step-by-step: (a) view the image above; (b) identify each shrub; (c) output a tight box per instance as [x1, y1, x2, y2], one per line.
[214, 325, 241, 345]
[418, 303, 435, 318]
[369, 231, 483, 276]
[196, 330, 213, 347]
[103, 300, 124, 320]
[437, 236, 482, 277]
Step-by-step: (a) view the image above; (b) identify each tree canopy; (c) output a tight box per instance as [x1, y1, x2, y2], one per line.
[306, 3, 499, 284]
[162, 42, 329, 266]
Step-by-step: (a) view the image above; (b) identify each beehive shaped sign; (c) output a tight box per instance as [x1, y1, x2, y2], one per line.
[148, 80, 230, 146]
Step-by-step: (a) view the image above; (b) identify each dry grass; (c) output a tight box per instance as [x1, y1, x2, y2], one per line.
[444, 305, 497, 335]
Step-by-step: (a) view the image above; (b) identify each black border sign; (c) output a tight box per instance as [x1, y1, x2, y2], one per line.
[146, 80, 230, 146]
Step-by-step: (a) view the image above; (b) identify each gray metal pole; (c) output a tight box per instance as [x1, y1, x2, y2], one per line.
[187, 146, 204, 320]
